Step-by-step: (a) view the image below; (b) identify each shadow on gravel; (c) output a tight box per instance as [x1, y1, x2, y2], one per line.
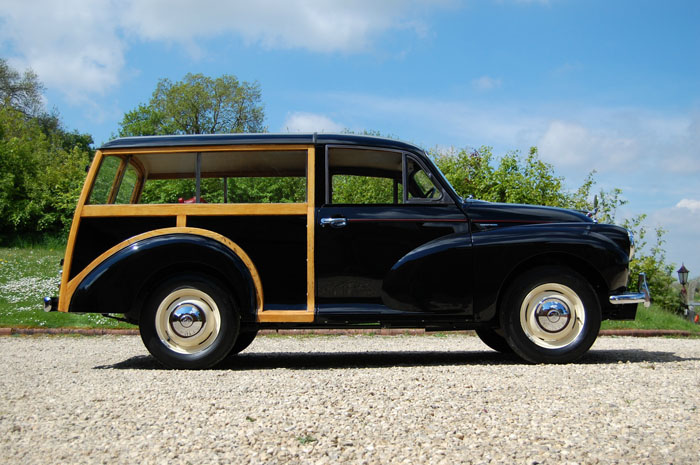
[94, 348, 697, 370]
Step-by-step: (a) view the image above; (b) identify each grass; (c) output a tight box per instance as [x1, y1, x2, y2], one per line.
[0, 246, 134, 329]
[1, 245, 698, 333]
[601, 303, 700, 334]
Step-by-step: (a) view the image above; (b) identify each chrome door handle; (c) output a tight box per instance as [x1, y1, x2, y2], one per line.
[320, 217, 347, 228]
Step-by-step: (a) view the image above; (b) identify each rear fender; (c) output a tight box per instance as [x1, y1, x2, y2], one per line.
[67, 229, 262, 323]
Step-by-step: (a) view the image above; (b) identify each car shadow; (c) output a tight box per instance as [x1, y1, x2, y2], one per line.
[94, 348, 698, 371]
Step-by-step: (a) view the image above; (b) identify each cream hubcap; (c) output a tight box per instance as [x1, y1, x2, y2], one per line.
[155, 288, 221, 354]
[520, 283, 585, 349]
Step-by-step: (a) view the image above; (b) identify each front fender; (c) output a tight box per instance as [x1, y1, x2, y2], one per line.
[69, 233, 259, 322]
[381, 232, 474, 314]
[472, 222, 631, 321]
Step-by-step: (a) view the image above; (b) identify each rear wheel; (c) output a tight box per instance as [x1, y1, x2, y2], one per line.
[475, 327, 513, 353]
[140, 274, 238, 369]
[501, 267, 601, 364]
[229, 330, 258, 355]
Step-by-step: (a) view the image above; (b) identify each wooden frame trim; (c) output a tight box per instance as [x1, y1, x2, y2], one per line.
[81, 203, 307, 217]
[106, 156, 129, 204]
[257, 145, 315, 323]
[101, 144, 311, 156]
[58, 150, 104, 311]
[61, 227, 264, 314]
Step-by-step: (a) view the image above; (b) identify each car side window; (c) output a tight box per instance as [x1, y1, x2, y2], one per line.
[406, 157, 443, 202]
[327, 147, 403, 205]
[326, 147, 443, 205]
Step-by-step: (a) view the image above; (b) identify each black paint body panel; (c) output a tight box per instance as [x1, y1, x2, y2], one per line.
[70, 234, 258, 322]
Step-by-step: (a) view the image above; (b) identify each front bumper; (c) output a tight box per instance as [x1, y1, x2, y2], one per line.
[609, 273, 651, 308]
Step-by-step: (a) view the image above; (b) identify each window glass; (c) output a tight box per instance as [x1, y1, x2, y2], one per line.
[136, 150, 307, 204]
[332, 175, 401, 204]
[406, 158, 442, 201]
[88, 156, 122, 204]
[115, 164, 139, 204]
[328, 148, 402, 205]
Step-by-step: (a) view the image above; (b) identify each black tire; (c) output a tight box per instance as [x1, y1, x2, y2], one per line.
[228, 330, 258, 356]
[501, 267, 601, 364]
[475, 327, 513, 353]
[139, 274, 239, 369]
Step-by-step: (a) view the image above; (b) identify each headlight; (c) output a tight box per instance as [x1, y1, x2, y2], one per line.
[627, 229, 635, 260]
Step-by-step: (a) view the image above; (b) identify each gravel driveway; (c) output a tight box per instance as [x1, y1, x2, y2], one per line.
[1, 334, 699, 465]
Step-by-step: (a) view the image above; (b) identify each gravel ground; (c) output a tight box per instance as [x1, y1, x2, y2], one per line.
[1, 334, 699, 465]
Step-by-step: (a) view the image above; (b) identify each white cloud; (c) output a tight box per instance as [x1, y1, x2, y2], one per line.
[677, 199, 700, 213]
[0, 0, 447, 98]
[471, 76, 502, 91]
[0, 0, 125, 101]
[119, 1, 437, 53]
[282, 112, 344, 133]
[538, 120, 638, 172]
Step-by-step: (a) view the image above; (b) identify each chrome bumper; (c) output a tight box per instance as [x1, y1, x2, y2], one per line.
[43, 296, 58, 312]
[609, 273, 651, 308]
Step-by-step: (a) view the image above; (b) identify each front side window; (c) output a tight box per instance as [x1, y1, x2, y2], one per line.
[406, 157, 442, 202]
[326, 147, 443, 205]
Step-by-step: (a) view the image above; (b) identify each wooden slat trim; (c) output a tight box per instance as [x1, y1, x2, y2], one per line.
[306, 145, 316, 316]
[106, 156, 129, 204]
[58, 151, 105, 311]
[63, 227, 264, 314]
[81, 203, 307, 217]
[176, 215, 186, 227]
[257, 311, 315, 323]
[102, 144, 312, 156]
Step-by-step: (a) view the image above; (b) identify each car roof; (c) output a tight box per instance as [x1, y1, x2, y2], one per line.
[100, 133, 425, 154]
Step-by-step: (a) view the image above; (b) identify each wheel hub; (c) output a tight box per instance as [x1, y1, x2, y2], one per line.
[168, 302, 206, 338]
[535, 298, 571, 333]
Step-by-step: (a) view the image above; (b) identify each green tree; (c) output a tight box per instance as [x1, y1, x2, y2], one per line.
[118, 72, 274, 204]
[432, 146, 571, 206]
[0, 60, 93, 240]
[118, 73, 265, 136]
[0, 58, 44, 117]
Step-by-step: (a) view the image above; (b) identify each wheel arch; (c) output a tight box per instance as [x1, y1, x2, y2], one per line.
[67, 228, 262, 323]
[492, 252, 608, 327]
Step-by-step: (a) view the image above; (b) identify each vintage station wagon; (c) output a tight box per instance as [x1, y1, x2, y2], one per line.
[45, 134, 649, 368]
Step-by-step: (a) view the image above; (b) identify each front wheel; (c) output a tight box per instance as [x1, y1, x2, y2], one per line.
[475, 327, 513, 353]
[140, 274, 238, 369]
[501, 267, 601, 364]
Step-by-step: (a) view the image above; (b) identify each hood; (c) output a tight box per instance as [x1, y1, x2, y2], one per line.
[463, 199, 593, 225]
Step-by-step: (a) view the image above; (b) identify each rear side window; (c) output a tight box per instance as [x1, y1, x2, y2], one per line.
[88, 150, 308, 204]
[88, 156, 123, 204]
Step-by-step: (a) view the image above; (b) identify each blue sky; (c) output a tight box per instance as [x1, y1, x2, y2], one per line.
[1, 0, 699, 277]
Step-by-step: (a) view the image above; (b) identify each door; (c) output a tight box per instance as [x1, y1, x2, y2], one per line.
[316, 146, 473, 316]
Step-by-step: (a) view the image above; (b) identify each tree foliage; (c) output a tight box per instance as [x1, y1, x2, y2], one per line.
[433, 146, 573, 207]
[0, 58, 44, 118]
[117, 72, 272, 205]
[118, 73, 265, 136]
[0, 60, 93, 240]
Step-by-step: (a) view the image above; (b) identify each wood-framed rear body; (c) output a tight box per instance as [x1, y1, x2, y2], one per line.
[58, 144, 316, 323]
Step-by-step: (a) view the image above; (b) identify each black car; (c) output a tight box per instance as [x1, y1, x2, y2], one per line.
[45, 133, 649, 368]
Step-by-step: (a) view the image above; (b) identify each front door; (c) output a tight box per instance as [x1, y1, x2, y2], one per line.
[315, 146, 473, 317]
